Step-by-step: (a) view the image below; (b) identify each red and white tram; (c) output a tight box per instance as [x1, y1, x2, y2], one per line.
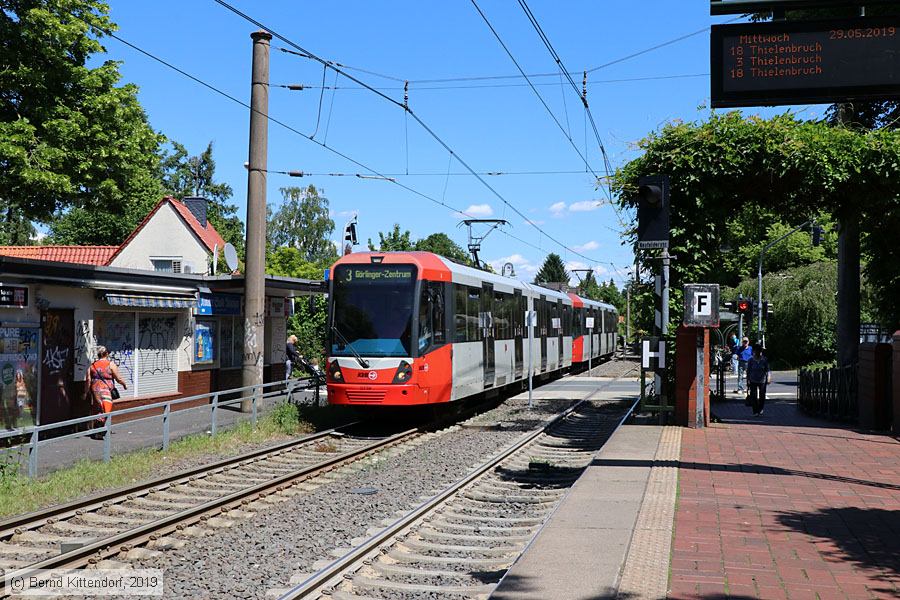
[326, 252, 617, 407]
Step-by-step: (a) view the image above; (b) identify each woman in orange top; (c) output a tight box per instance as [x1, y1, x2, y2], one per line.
[86, 346, 127, 438]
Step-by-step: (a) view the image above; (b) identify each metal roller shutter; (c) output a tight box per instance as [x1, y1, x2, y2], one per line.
[93, 312, 137, 399]
[136, 314, 179, 397]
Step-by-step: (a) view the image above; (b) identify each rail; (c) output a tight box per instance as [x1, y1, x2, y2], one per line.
[279, 383, 639, 599]
[798, 364, 857, 422]
[0, 377, 322, 477]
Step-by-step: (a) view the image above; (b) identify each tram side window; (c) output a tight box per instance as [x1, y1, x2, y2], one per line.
[454, 285, 467, 341]
[418, 282, 445, 351]
[563, 304, 571, 337]
[467, 288, 480, 341]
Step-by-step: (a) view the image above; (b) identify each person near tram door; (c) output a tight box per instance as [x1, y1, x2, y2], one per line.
[86, 346, 127, 439]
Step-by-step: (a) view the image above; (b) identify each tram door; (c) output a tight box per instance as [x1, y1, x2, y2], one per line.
[513, 290, 524, 379]
[539, 295, 548, 372]
[556, 300, 564, 365]
[481, 283, 495, 387]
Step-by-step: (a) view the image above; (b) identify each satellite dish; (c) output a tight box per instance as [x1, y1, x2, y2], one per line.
[224, 243, 239, 272]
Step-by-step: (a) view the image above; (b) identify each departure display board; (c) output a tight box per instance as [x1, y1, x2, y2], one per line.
[711, 18, 900, 107]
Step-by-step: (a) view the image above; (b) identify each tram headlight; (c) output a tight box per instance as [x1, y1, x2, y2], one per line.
[392, 361, 412, 384]
[328, 360, 343, 382]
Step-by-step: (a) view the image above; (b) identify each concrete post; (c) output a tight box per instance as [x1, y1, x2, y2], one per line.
[242, 30, 272, 413]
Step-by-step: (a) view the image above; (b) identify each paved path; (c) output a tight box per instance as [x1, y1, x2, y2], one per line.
[491, 378, 655, 600]
[670, 374, 900, 599]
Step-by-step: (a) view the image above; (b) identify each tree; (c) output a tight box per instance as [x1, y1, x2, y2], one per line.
[728, 263, 838, 368]
[577, 271, 601, 299]
[159, 141, 244, 257]
[612, 111, 900, 330]
[414, 233, 472, 265]
[368, 224, 413, 251]
[596, 279, 625, 314]
[267, 185, 337, 264]
[266, 247, 329, 362]
[2, 0, 165, 244]
[533, 253, 568, 285]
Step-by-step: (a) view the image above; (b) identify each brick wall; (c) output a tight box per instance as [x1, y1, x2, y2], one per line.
[675, 325, 710, 428]
[892, 331, 900, 435]
[858, 342, 893, 430]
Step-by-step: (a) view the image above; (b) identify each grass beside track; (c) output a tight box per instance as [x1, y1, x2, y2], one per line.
[0, 402, 325, 519]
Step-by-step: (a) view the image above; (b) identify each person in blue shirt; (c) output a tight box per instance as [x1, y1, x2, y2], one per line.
[746, 346, 771, 416]
[735, 337, 752, 393]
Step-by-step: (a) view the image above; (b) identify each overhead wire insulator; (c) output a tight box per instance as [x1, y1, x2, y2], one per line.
[287, 84, 304, 91]
[287, 170, 304, 177]
[403, 81, 409, 110]
[582, 70, 588, 107]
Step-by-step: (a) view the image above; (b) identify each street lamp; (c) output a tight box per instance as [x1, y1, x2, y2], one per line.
[757, 219, 822, 347]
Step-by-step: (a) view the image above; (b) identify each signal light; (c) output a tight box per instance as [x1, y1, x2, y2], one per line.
[736, 299, 753, 319]
[811, 224, 822, 247]
[637, 175, 670, 245]
[344, 222, 358, 246]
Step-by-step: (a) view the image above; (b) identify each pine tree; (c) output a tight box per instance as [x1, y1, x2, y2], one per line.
[533, 253, 568, 285]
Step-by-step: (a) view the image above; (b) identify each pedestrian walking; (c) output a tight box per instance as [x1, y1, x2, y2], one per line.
[285, 334, 301, 378]
[86, 346, 127, 439]
[736, 337, 752, 394]
[746, 346, 771, 416]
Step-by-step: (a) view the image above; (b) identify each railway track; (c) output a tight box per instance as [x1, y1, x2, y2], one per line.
[0, 424, 421, 591]
[276, 392, 637, 600]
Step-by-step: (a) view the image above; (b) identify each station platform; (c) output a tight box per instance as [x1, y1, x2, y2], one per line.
[492, 371, 900, 600]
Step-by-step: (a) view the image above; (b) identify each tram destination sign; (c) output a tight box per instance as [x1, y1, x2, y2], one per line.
[711, 17, 900, 107]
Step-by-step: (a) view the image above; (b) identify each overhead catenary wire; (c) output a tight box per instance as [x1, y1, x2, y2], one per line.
[272, 72, 709, 92]
[93, 18, 628, 277]
[514, 0, 620, 217]
[212, 0, 611, 264]
[275, 20, 734, 86]
[467, 0, 599, 179]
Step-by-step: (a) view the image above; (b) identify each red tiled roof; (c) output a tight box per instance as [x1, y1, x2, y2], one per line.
[0, 245, 119, 266]
[107, 196, 228, 263]
[168, 197, 227, 253]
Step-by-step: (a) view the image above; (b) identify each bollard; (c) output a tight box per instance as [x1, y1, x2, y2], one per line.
[162, 404, 171, 451]
[103, 418, 112, 463]
[28, 428, 39, 478]
[211, 392, 219, 436]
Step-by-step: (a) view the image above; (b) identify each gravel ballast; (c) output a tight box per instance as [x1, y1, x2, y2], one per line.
[128, 388, 599, 599]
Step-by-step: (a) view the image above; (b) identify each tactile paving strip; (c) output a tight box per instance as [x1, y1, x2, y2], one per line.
[616, 426, 681, 599]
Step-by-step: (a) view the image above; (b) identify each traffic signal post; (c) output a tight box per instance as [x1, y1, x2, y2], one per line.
[637, 175, 673, 421]
[756, 219, 820, 347]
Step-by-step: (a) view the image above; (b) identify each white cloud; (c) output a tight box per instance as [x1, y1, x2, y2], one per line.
[573, 240, 599, 252]
[568, 200, 601, 212]
[455, 203, 494, 218]
[549, 201, 567, 217]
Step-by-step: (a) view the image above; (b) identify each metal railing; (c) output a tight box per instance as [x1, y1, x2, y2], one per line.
[1, 377, 322, 478]
[798, 364, 857, 422]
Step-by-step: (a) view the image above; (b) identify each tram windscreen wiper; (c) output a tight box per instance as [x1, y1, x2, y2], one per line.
[331, 325, 370, 369]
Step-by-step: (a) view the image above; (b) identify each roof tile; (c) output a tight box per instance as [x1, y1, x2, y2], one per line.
[0, 246, 119, 266]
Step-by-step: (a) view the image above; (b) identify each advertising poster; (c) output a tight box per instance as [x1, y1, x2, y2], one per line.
[0, 326, 39, 429]
[194, 320, 216, 365]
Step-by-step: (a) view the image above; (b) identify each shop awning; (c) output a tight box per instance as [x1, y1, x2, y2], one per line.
[105, 294, 197, 308]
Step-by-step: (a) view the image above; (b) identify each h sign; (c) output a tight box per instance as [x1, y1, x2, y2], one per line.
[683, 284, 720, 327]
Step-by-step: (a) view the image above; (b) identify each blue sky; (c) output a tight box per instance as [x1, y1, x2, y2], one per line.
[100, 1, 819, 284]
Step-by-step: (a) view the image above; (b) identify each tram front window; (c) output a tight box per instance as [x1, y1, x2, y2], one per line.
[331, 264, 416, 357]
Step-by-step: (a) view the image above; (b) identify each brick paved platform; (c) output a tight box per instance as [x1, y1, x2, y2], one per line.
[671, 391, 900, 599]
